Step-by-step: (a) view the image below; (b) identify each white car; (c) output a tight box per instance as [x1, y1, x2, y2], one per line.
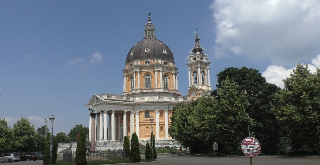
[0, 155, 12, 163]
[3, 153, 20, 162]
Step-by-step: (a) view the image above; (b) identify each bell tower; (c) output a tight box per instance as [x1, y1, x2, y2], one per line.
[186, 30, 211, 101]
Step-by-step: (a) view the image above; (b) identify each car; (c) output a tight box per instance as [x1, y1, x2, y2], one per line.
[33, 152, 43, 160]
[0, 155, 13, 163]
[20, 153, 38, 161]
[3, 153, 20, 162]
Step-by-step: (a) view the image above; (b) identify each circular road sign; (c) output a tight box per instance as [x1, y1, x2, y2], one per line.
[241, 137, 261, 157]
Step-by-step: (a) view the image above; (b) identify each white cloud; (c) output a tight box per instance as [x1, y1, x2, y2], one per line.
[263, 54, 320, 88]
[67, 58, 85, 67]
[89, 52, 103, 65]
[210, 0, 320, 65]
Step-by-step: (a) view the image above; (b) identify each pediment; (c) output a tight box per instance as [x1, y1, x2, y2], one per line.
[86, 95, 104, 107]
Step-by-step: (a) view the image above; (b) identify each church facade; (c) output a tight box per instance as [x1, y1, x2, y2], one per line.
[85, 14, 211, 151]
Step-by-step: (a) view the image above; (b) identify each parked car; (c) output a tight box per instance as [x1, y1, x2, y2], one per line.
[33, 152, 43, 160]
[3, 153, 20, 162]
[0, 155, 13, 163]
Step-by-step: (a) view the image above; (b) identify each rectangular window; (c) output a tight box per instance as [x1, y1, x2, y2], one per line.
[145, 111, 150, 118]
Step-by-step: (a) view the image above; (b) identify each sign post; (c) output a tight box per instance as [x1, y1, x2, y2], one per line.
[241, 137, 260, 165]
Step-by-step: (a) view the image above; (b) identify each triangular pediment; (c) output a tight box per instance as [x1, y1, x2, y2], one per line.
[85, 95, 104, 107]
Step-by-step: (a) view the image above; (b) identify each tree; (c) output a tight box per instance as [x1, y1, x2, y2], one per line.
[0, 119, 13, 154]
[123, 136, 130, 158]
[43, 133, 50, 165]
[145, 142, 151, 160]
[56, 132, 69, 143]
[130, 132, 140, 162]
[52, 136, 58, 164]
[12, 117, 36, 153]
[272, 64, 320, 155]
[151, 132, 157, 159]
[34, 133, 45, 151]
[75, 128, 87, 165]
[37, 125, 49, 136]
[68, 124, 89, 142]
[213, 67, 281, 154]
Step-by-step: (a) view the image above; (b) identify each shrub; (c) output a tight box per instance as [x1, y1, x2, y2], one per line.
[145, 142, 152, 160]
[123, 136, 130, 158]
[75, 128, 87, 165]
[130, 133, 141, 162]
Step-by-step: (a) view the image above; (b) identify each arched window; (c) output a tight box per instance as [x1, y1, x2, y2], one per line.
[145, 74, 151, 89]
[131, 76, 134, 90]
[193, 72, 197, 85]
[163, 74, 168, 89]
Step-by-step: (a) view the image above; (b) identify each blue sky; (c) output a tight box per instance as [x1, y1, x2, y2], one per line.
[1, 0, 320, 134]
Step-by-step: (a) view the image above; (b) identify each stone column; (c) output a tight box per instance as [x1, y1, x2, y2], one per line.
[103, 111, 107, 140]
[99, 112, 103, 140]
[155, 70, 158, 88]
[130, 111, 134, 136]
[89, 115, 92, 141]
[96, 113, 100, 140]
[176, 74, 178, 90]
[160, 69, 163, 88]
[123, 75, 126, 93]
[198, 64, 201, 85]
[133, 71, 136, 89]
[108, 113, 111, 140]
[135, 111, 140, 139]
[138, 70, 140, 89]
[123, 111, 127, 138]
[90, 113, 96, 151]
[155, 110, 160, 139]
[173, 72, 176, 90]
[188, 68, 191, 86]
[118, 114, 121, 140]
[111, 110, 115, 141]
[165, 110, 169, 139]
[207, 68, 211, 86]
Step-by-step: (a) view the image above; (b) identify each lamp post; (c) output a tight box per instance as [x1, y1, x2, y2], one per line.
[49, 115, 55, 165]
[150, 117, 154, 160]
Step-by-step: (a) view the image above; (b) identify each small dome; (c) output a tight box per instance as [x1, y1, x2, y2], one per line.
[126, 38, 174, 64]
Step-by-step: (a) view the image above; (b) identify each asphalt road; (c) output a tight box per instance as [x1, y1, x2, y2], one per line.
[9, 155, 320, 165]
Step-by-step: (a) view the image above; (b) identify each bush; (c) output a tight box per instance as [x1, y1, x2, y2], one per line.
[123, 136, 130, 158]
[43, 133, 50, 165]
[151, 132, 157, 159]
[75, 128, 87, 165]
[145, 142, 152, 160]
[130, 133, 140, 162]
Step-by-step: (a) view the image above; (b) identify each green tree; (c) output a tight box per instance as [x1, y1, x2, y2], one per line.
[12, 117, 36, 153]
[56, 132, 69, 143]
[43, 133, 50, 165]
[123, 136, 130, 158]
[0, 119, 13, 154]
[34, 133, 45, 151]
[37, 125, 49, 136]
[52, 136, 58, 164]
[213, 67, 281, 154]
[68, 124, 89, 142]
[145, 142, 151, 160]
[130, 132, 140, 162]
[272, 63, 320, 155]
[151, 132, 157, 159]
[75, 128, 87, 165]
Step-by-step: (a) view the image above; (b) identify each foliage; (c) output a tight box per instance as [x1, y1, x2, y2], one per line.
[43, 133, 50, 165]
[150, 132, 157, 159]
[56, 132, 70, 143]
[68, 124, 89, 142]
[12, 117, 36, 153]
[75, 128, 87, 165]
[145, 142, 151, 160]
[129, 132, 140, 162]
[53, 136, 58, 164]
[34, 132, 45, 151]
[170, 77, 249, 154]
[272, 63, 320, 155]
[213, 67, 281, 154]
[0, 119, 13, 154]
[123, 136, 130, 158]
[37, 125, 49, 136]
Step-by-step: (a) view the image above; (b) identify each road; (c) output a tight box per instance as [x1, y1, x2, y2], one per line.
[8, 155, 320, 165]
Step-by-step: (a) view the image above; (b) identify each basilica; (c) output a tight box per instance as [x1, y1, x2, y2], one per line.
[85, 14, 212, 151]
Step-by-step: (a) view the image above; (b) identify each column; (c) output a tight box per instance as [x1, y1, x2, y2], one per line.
[96, 113, 100, 140]
[176, 74, 178, 90]
[138, 70, 140, 89]
[165, 110, 169, 139]
[188, 69, 191, 86]
[111, 110, 115, 141]
[123, 75, 126, 92]
[130, 111, 134, 136]
[155, 110, 160, 139]
[133, 71, 136, 89]
[108, 113, 111, 140]
[173, 72, 176, 90]
[197, 64, 201, 85]
[99, 112, 103, 140]
[103, 111, 107, 140]
[89, 115, 92, 141]
[118, 114, 121, 140]
[123, 111, 127, 138]
[90, 114, 96, 151]
[135, 111, 140, 139]
[155, 70, 158, 88]
[160, 69, 163, 88]
[207, 68, 211, 86]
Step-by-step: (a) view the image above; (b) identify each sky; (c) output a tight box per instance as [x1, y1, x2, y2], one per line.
[1, 0, 320, 135]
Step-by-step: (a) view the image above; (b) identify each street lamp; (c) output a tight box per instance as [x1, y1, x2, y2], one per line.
[150, 116, 154, 160]
[49, 115, 55, 165]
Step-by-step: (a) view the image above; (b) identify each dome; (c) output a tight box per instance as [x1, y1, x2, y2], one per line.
[125, 13, 175, 64]
[126, 38, 174, 64]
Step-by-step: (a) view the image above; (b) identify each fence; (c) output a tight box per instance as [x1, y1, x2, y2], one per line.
[62, 149, 125, 163]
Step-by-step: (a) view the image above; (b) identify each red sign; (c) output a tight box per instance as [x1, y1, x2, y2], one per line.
[241, 137, 261, 157]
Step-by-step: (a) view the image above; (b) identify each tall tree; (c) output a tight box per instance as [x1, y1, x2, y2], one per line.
[12, 117, 36, 153]
[43, 133, 50, 165]
[68, 124, 89, 142]
[130, 133, 140, 162]
[34, 133, 45, 151]
[75, 128, 87, 165]
[56, 132, 69, 143]
[0, 119, 13, 153]
[123, 136, 130, 158]
[52, 136, 58, 164]
[37, 125, 49, 136]
[272, 64, 320, 155]
[145, 142, 151, 160]
[213, 67, 281, 154]
[150, 132, 157, 159]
